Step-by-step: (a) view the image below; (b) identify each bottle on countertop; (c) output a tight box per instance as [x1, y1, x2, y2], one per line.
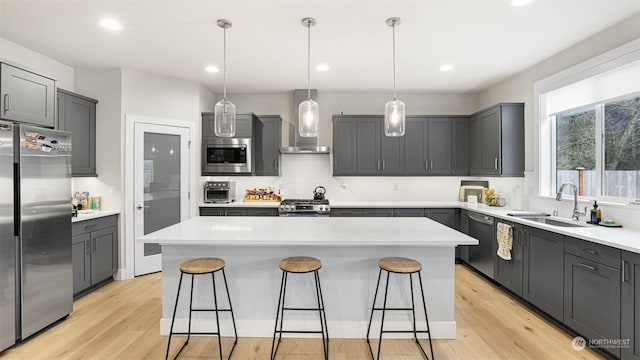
[590, 201, 601, 224]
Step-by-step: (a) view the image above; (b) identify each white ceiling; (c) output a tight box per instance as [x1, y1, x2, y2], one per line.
[1, 1, 639, 94]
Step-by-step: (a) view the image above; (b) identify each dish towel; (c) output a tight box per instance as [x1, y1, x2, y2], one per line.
[496, 222, 513, 260]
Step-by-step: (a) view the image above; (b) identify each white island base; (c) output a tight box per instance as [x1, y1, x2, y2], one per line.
[140, 217, 478, 339]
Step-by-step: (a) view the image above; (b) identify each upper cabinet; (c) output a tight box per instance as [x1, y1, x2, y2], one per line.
[452, 117, 470, 175]
[202, 112, 254, 138]
[470, 103, 524, 176]
[332, 115, 404, 176]
[57, 89, 98, 177]
[1, 63, 56, 128]
[255, 115, 282, 176]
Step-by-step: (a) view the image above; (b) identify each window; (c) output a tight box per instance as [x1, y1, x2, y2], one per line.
[552, 94, 640, 200]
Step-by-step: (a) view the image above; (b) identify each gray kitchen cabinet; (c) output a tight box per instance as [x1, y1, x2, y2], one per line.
[469, 103, 524, 176]
[394, 208, 425, 217]
[330, 208, 364, 217]
[425, 209, 457, 229]
[57, 89, 97, 176]
[255, 115, 281, 176]
[427, 117, 452, 175]
[452, 117, 470, 175]
[622, 251, 640, 360]
[522, 226, 564, 320]
[1, 62, 56, 127]
[202, 112, 254, 138]
[357, 117, 382, 175]
[363, 208, 394, 217]
[71, 233, 91, 295]
[71, 215, 118, 296]
[564, 252, 620, 357]
[494, 219, 524, 296]
[404, 116, 429, 175]
[199, 207, 277, 216]
[334, 115, 404, 175]
[332, 116, 358, 175]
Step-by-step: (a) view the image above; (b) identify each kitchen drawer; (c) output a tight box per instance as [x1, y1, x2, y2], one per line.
[226, 208, 247, 216]
[394, 208, 425, 217]
[200, 207, 226, 216]
[72, 215, 118, 236]
[330, 208, 364, 217]
[246, 208, 278, 216]
[363, 208, 394, 217]
[565, 236, 621, 269]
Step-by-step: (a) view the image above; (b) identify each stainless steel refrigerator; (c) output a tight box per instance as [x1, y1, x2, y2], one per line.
[0, 120, 72, 352]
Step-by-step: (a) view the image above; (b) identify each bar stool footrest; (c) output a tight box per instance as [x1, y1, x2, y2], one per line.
[190, 308, 233, 312]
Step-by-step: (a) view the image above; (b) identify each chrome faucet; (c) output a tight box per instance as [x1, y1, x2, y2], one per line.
[556, 182, 587, 221]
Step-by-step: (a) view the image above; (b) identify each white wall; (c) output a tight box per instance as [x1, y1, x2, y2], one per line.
[72, 67, 123, 211]
[477, 13, 640, 229]
[0, 37, 74, 90]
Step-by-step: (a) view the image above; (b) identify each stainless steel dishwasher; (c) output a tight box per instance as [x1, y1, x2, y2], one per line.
[466, 212, 495, 279]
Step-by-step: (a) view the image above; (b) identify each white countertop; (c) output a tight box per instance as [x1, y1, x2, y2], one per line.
[139, 216, 479, 247]
[72, 210, 120, 223]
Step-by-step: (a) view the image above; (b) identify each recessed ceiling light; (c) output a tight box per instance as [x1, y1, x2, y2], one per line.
[511, 0, 534, 6]
[439, 64, 454, 72]
[205, 66, 220, 73]
[316, 64, 330, 72]
[99, 18, 123, 31]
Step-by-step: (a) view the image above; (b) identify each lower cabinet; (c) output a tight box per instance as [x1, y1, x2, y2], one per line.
[622, 251, 640, 360]
[199, 207, 278, 216]
[494, 220, 524, 296]
[72, 215, 118, 296]
[425, 209, 456, 229]
[522, 226, 565, 320]
[330, 208, 364, 217]
[564, 252, 621, 357]
[362, 208, 394, 217]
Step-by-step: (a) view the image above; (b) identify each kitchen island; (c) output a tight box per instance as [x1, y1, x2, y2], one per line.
[139, 216, 478, 339]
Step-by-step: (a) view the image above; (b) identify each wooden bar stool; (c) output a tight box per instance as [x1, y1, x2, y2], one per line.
[270, 256, 329, 360]
[366, 257, 434, 360]
[165, 257, 237, 360]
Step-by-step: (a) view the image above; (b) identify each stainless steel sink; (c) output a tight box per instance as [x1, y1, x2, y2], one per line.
[525, 217, 586, 228]
[507, 213, 586, 228]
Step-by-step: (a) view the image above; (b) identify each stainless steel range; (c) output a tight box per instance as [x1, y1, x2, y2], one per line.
[278, 199, 331, 217]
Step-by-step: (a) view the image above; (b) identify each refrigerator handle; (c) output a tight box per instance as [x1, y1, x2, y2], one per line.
[3, 94, 9, 113]
[13, 163, 20, 236]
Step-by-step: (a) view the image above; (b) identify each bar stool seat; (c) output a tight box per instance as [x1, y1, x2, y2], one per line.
[271, 256, 328, 360]
[279, 256, 322, 273]
[166, 257, 237, 360]
[366, 257, 434, 360]
[378, 257, 422, 273]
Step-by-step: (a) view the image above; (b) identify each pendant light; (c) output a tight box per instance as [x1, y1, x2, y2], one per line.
[214, 19, 236, 137]
[298, 17, 319, 137]
[384, 17, 405, 137]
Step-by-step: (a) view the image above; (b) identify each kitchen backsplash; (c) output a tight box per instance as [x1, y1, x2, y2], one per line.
[201, 154, 525, 203]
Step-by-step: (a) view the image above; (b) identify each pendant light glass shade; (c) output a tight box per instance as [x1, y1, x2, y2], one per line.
[384, 17, 405, 137]
[299, 98, 319, 137]
[214, 99, 236, 137]
[384, 98, 405, 136]
[214, 19, 236, 137]
[299, 17, 319, 137]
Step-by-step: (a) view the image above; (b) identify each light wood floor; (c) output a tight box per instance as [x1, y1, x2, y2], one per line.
[2, 265, 602, 359]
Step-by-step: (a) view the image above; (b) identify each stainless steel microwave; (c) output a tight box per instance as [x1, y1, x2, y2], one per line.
[202, 137, 252, 174]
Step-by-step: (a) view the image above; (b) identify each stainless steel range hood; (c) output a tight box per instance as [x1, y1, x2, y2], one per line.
[280, 89, 330, 154]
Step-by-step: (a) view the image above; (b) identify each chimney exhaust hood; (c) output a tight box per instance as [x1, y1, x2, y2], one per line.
[280, 89, 330, 154]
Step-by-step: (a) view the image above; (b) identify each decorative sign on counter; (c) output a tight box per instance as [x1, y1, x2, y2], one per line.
[244, 187, 281, 202]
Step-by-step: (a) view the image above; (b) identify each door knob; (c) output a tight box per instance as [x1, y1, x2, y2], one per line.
[136, 204, 150, 210]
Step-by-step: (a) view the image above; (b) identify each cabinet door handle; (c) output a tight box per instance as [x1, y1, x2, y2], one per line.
[382, 161, 385, 170]
[3, 94, 9, 113]
[583, 248, 599, 256]
[494, 158, 498, 170]
[85, 239, 90, 255]
[425, 160, 428, 170]
[92, 239, 97, 251]
[576, 263, 598, 272]
[430, 160, 433, 171]
[84, 224, 97, 232]
[274, 158, 278, 170]
[622, 260, 628, 282]
[377, 161, 380, 170]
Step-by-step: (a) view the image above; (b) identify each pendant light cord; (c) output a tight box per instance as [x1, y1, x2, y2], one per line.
[223, 25, 227, 100]
[392, 22, 397, 101]
[307, 22, 311, 100]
